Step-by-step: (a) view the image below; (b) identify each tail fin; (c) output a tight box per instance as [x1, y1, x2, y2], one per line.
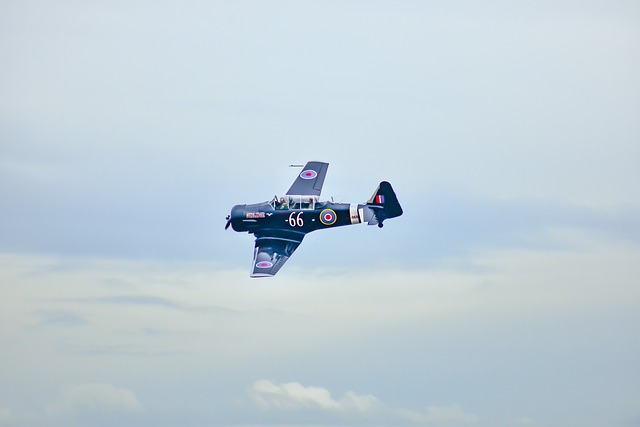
[366, 181, 403, 226]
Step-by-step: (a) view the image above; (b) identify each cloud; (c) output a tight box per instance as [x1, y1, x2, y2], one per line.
[46, 383, 143, 417]
[251, 380, 337, 410]
[2, 241, 639, 427]
[35, 310, 88, 327]
[250, 380, 381, 413]
[250, 380, 478, 425]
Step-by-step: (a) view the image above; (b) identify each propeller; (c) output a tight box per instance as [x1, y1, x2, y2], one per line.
[225, 214, 231, 230]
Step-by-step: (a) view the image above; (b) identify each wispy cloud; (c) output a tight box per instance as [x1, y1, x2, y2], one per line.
[250, 379, 478, 425]
[1, 241, 638, 426]
[34, 310, 88, 327]
[251, 380, 382, 413]
[43, 294, 243, 315]
[45, 383, 143, 417]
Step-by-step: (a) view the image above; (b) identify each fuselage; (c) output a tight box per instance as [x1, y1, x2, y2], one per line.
[229, 198, 367, 236]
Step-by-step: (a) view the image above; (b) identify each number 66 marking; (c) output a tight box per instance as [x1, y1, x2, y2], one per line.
[288, 211, 304, 227]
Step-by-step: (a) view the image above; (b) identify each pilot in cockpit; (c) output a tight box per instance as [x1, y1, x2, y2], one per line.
[278, 197, 288, 210]
[302, 197, 313, 209]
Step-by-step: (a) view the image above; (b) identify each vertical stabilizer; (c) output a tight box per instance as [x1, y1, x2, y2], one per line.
[365, 181, 403, 226]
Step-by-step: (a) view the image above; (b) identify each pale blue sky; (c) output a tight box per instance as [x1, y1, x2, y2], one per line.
[1, 1, 639, 426]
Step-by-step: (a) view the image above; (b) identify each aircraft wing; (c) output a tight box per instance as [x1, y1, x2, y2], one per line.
[250, 234, 304, 277]
[286, 161, 329, 196]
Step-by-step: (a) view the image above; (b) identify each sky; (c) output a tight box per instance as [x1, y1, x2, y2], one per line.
[1, 1, 639, 426]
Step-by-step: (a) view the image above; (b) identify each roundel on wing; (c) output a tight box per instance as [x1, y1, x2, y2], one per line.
[319, 208, 337, 225]
[255, 261, 273, 269]
[300, 170, 318, 180]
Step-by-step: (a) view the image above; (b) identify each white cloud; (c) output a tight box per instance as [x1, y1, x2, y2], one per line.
[341, 390, 382, 413]
[250, 379, 336, 410]
[46, 383, 143, 417]
[250, 380, 478, 425]
[1, 239, 639, 427]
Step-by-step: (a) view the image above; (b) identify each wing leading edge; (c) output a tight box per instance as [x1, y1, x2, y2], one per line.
[286, 161, 329, 196]
[250, 235, 304, 277]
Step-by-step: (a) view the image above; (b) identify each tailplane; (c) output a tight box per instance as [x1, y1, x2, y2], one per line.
[365, 181, 403, 227]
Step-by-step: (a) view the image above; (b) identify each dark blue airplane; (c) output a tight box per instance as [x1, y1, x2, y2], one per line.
[225, 161, 403, 277]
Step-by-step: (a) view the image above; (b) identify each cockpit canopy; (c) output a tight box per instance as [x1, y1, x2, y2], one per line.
[271, 195, 319, 210]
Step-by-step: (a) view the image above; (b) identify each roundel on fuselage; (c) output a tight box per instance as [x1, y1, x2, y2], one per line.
[319, 209, 337, 225]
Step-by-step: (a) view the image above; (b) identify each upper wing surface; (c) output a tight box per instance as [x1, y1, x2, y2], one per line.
[286, 161, 329, 196]
[250, 234, 304, 277]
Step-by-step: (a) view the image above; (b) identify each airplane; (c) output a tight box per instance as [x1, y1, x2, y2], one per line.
[225, 161, 403, 277]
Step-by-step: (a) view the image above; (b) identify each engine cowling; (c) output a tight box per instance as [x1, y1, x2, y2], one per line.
[229, 204, 249, 232]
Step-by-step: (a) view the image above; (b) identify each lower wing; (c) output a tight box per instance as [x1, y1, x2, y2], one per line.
[250, 234, 304, 277]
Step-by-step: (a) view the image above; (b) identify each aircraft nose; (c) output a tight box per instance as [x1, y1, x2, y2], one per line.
[229, 204, 247, 232]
